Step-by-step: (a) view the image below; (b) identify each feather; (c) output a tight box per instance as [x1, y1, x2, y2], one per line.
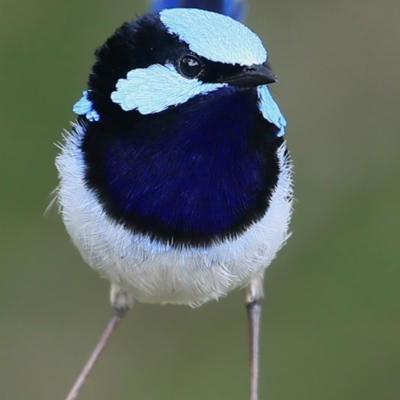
[150, 0, 247, 22]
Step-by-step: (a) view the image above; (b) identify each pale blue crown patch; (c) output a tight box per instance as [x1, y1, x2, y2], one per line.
[151, 0, 247, 23]
[257, 86, 286, 137]
[111, 64, 225, 114]
[73, 91, 100, 122]
[160, 9, 266, 66]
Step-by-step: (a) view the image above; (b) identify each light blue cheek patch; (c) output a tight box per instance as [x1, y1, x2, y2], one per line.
[111, 64, 225, 115]
[72, 91, 100, 122]
[257, 85, 286, 137]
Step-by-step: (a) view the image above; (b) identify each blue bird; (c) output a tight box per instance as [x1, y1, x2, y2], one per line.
[56, 1, 293, 399]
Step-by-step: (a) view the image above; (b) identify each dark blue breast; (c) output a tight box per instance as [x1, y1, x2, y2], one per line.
[82, 87, 282, 247]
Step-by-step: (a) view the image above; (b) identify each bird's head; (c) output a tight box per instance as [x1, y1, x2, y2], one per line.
[73, 8, 285, 136]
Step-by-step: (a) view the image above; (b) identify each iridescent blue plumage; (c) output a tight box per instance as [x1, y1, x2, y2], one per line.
[85, 86, 282, 245]
[150, 0, 247, 22]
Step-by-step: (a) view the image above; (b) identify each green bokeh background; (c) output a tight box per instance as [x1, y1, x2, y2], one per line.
[1, 0, 399, 399]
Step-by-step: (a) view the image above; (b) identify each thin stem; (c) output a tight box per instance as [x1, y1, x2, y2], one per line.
[246, 301, 262, 400]
[65, 309, 125, 400]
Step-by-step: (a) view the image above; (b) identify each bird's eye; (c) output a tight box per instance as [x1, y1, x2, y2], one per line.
[178, 55, 203, 79]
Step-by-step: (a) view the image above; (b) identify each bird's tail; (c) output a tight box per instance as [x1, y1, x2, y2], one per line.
[150, 0, 247, 22]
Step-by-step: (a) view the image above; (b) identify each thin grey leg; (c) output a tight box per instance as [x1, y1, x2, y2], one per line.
[64, 285, 134, 400]
[246, 275, 264, 400]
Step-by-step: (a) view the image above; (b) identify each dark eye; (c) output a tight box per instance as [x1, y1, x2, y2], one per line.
[178, 55, 203, 78]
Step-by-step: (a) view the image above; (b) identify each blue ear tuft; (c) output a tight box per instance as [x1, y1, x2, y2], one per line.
[73, 91, 100, 122]
[150, 0, 247, 22]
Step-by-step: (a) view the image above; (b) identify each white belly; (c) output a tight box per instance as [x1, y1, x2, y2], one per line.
[56, 124, 293, 306]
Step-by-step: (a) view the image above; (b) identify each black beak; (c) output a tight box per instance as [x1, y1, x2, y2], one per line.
[223, 64, 278, 87]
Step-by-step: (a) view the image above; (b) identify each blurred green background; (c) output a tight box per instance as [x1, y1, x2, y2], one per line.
[1, 0, 399, 399]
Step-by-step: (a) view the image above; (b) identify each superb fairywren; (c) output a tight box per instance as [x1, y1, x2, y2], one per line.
[55, 1, 293, 399]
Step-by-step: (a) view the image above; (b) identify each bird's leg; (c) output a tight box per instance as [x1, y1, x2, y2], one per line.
[64, 285, 134, 400]
[246, 275, 264, 400]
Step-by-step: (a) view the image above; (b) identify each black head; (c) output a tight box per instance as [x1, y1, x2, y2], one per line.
[80, 10, 276, 124]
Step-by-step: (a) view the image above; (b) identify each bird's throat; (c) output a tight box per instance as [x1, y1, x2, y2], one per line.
[82, 87, 283, 247]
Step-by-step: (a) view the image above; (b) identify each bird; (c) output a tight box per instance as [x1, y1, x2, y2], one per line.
[55, 0, 293, 399]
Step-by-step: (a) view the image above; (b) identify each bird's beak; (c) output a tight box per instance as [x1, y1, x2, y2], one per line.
[223, 64, 278, 87]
